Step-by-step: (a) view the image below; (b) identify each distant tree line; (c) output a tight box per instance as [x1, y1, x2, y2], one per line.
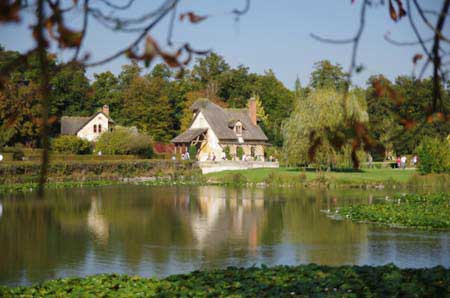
[1, 46, 449, 161]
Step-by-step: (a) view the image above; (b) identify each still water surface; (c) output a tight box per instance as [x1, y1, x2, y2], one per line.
[0, 185, 449, 286]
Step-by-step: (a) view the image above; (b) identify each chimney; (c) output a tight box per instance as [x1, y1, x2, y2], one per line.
[102, 104, 110, 116]
[248, 97, 257, 126]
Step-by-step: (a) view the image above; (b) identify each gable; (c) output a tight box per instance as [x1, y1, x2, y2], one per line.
[188, 100, 268, 142]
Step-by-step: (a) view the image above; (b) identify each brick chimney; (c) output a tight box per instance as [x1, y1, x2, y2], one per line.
[248, 97, 257, 126]
[102, 104, 110, 116]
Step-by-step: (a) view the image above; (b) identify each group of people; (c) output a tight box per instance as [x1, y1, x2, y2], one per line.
[395, 155, 418, 169]
[181, 151, 191, 160]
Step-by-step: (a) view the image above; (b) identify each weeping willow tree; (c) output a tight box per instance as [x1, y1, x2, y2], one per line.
[282, 88, 369, 169]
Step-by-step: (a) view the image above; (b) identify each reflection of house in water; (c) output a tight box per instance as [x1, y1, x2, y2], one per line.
[87, 196, 109, 244]
[190, 186, 267, 252]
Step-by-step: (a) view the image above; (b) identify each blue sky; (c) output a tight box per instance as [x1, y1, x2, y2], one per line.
[0, 0, 445, 89]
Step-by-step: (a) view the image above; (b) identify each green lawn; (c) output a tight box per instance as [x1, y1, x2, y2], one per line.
[206, 167, 416, 185]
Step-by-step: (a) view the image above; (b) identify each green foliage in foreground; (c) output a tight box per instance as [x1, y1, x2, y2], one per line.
[1, 264, 448, 298]
[339, 193, 450, 230]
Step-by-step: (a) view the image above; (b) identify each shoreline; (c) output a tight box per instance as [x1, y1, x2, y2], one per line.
[0, 174, 447, 195]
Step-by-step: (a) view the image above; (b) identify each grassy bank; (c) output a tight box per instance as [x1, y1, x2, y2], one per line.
[206, 168, 416, 187]
[1, 264, 448, 297]
[336, 193, 450, 230]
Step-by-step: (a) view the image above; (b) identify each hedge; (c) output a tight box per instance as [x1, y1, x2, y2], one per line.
[0, 160, 196, 184]
[0, 264, 448, 297]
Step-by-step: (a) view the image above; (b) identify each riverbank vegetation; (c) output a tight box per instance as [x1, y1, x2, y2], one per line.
[1, 264, 448, 298]
[0, 160, 197, 184]
[3, 166, 450, 194]
[337, 193, 450, 230]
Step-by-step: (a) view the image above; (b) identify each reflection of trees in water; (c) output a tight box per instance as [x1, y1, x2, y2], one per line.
[2, 185, 420, 285]
[0, 190, 91, 285]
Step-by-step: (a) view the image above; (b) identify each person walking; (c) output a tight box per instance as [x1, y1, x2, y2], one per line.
[401, 155, 407, 170]
[396, 156, 401, 169]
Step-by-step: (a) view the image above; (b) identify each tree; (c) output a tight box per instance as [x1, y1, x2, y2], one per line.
[192, 52, 230, 84]
[0, 81, 42, 147]
[366, 75, 450, 155]
[50, 63, 92, 117]
[192, 53, 230, 99]
[91, 71, 121, 120]
[309, 60, 348, 91]
[149, 63, 172, 80]
[218, 65, 256, 107]
[254, 70, 294, 146]
[121, 76, 172, 141]
[283, 88, 368, 168]
[118, 61, 142, 90]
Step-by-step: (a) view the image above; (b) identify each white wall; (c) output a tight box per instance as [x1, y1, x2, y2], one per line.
[77, 113, 110, 142]
[190, 112, 224, 161]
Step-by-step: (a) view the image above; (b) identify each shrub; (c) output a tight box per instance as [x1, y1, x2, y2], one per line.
[95, 127, 153, 158]
[236, 146, 244, 160]
[417, 137, 450, 174]
[51, 135, 92, 154]
[223, 146, 231, 160]
[0, 160, 196, 184]
[188, 145, 197, 159]
[2, 146, 25, 160]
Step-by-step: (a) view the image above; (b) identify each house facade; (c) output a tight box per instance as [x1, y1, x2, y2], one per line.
[172, 98, 269, 161]
[61, 105, 114, 141]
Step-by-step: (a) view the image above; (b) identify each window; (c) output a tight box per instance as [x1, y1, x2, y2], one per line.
[98, 124, 102, 133]
[93, 124, 97, 133]
[235, 122, 242, 136]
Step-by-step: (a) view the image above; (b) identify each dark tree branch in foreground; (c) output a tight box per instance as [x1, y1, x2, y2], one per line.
[309, 0, 450, 167]
[0, 0, 250, 197]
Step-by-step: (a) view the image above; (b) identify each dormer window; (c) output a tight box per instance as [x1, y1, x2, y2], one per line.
[235, 122, 242, 136]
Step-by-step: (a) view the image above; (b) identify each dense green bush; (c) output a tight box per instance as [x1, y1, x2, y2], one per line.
[95, 127, 153, 157]
[188, 145, 197, 159]
[1, 264, 448, 298]
[223, 146, 231, 160]
[417, 137, 450, 174]
[51, 136, 92, 154]
[0, 160, 196, 184]
[236, 146, 244, 160]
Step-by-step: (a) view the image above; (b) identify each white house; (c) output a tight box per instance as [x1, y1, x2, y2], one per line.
[60, 105, 114, 141]
[172, 98, 269, 161]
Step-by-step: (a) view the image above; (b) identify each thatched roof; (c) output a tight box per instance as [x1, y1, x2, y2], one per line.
[172, 128, 207, 143]
[174, 99, 268, 143]
[61, 112, 114, 135]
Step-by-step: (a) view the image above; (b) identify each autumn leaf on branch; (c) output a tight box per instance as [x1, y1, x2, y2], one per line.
[389, 0, 406, 22]
[179, 12, 208, 24]
[412, 53, 423, 64]
[0, 0, 21, 23]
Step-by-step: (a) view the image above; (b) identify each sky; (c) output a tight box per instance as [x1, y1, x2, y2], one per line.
[0, 0, 446, 89]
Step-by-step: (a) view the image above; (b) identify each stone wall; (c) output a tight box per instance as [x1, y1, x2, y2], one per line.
[198, 160, 279, 174]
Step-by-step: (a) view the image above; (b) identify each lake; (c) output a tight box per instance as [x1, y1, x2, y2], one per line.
[0, 185, 449, 286]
